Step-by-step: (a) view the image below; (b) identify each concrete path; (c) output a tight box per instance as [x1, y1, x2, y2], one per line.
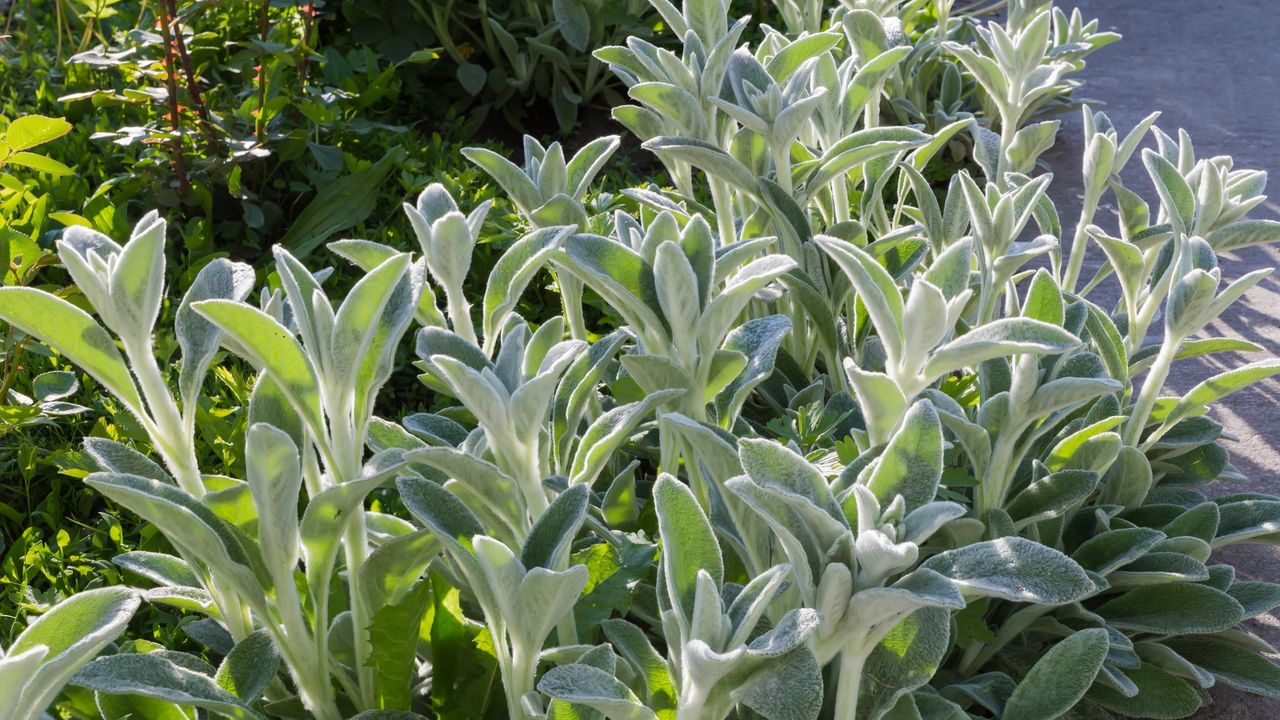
[1045, 2, 1280, 717]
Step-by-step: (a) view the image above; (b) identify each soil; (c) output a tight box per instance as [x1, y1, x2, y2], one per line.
[1046, 1, 1280, 717]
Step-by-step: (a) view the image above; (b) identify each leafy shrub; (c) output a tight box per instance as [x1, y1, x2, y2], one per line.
[416, 0, 659, 132]
[3, 0, 1280, 719]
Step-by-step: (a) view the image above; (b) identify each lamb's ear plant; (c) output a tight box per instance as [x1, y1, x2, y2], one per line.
[10, 2, 1280, 718]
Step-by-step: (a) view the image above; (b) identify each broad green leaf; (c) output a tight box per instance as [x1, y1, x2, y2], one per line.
[1004, 629, 1109, 720]
[522, 485, 589, 570]
[113, 551, 199, 588]
[244, 423, 302, 579]
[922, 537, 1095, 604]
[654, 474, 722, 621]
[732, 646, 823, 720]
[1165, 360, 1280, 429]
[109, 213, 166, 338]
[397, 476, 485, 556]
[570, 389, 683, 487]
[538, 663, 658, 720]
[483, 227, 571, 351]
[1142, 150, 1195, 234]
[280, 147, 406, 256]
[331, 253, 411, 382]
[1207, 219, 1280, 252]
[1086, 663, 1201, 719]
[601, 620, 676, 711]
[715, 315, 791, 423]
[860, 608, 951, 720]
[10, 587, 140, 717]
[215, 631, 279, 702]
[85, 473, 264, 595]
[1005, 470, 1100, 527]
[4, 115, 72, 151]
[816, 235, 905, 362]
[71, 653, 265, 720]
[642, 137, 760, 195]
[193, 299, 325, 440]
[1163, 637, 1280, 699]
[863, 400, 943, 512]
[924, 318, 1079, 381]
[0, 288, 142, 412]
[368, 579, 433, 710]
[1070, 528, 1165, 575]
[1097, 583, 1245, 633]
[176, 259, 256, 407]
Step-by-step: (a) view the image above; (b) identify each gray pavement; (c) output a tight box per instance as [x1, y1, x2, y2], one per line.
[1044, 1, 1280, 716]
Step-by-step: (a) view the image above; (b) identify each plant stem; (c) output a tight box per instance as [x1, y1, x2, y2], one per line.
[832, 647, 868, 720]
[710, 179, 737, 245]
[978, 427, 1019, 519]
[1061, 190, 1099, 293]
[162, 0, 220, 154]
[445, 283, 477, 345]
[1124, 338, 1178, 447]
[343, 510, 375, 708]
[155, 0, 190, 199]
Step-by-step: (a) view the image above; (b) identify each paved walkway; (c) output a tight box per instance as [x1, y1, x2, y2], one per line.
[1045, 2, 1280, 717]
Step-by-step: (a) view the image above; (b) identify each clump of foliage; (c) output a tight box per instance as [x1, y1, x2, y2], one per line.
[416, 0, 659, 132]
[4, 0, 1280, 719]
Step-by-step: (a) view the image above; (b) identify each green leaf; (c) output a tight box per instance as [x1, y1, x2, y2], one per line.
[1023, 269, 1064, 325]
[4, 115, 72, 151]
[71, 653, 265, 720]
[1165, 360, 1280, 429]
[484, 227, 570, 351]
[1142, 150, 1195, 235]
[815, 235, 905, 362]
[109, 213, 167, 338]
[1097, 583, 1245, 633]
[8, 587, 140, 716]
[368, 578, 433, 710]
[715, 315, 791, 422]
[331, 253, 411, 383]
[215, 630, 279, 702]
[0, 288, 142, 412]
[1207, 219, 1280, 252]
[397, 476, 485, 556]
[5, 151, 73, 176]
[552, 0, 591, 51]
[176, 259, 256, 407]
[654, 474, 722, 621]
[538, 663, 658, 720]
[522, 485, 589, 570]
[1004, 629, 1109, 720]
[1163, 637, 1280, 699]
[85, 473, 264, 595]
[863, 400, 943, 512]
[860, 608, 952, 720]
[1086, 662, 1201, 719]
[924, 318, 1079, 381]
[642, 137, 760, 195]
[570, 389, 683, 487]
[732, 646, 824, 720]
[244, 423, 302, 580]
[1005, 470, 1100, 527]
[601, 619, 676, 711]
[280, 147, 406, 256]
[193, 299, 325, 441]
[922, 537, 1095, 604]
[1070, 528, 1165, 575]
[739, 437, 842, 521]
